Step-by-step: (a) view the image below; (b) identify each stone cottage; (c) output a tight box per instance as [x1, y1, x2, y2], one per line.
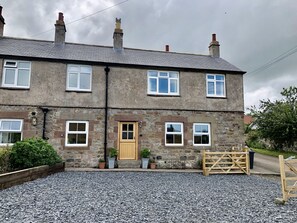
[0, 7, 245, 168]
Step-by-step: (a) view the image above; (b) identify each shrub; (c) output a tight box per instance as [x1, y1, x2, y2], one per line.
[109, 148, 118, 158]
[9, 138, 62, 170]
[140, 148, 150, 158]
[0, 146, 12, 173]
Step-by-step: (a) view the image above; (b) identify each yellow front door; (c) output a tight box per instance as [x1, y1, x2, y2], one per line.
[118, 122, 138, 160]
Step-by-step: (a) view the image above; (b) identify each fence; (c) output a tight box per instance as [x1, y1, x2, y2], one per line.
[277, 155, 297, 203]
[202, 150, 250, 176]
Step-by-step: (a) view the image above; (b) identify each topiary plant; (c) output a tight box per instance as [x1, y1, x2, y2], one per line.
[9, 137, 62, 170]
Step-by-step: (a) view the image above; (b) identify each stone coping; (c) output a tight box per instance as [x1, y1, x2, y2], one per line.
[0, 162, 65, 190]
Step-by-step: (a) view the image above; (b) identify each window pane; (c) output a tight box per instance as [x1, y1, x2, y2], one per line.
[202, 135, 209, 144]
[216, 82, 224, 96]
[208, 82, 214, 95]
[166, 134, 173, 144]
[122, 132, 127, 139]
[196, 125, 208, 133]
[18, 62, 30, 69]
[169, 72, 178, 78]
[69, 73, 78, 88]
[128, 132, 133, 139]
[122, 124, 127, 131]
[170, 79, 177, 93]
[17, 69, 30, 86]
[207, 75, 215, 80]
[149, 78, 157, 92]
[128, 124, 133, 131]
[194, 135, 202, 144]
[0, 132, 9, 143]
[167, 124, 181, 133]
[80, 73, 91, 89]
[148, 71, 158, 77]
[67, 134, 77, 144]
[77, 123, 86, 131]
[4, 69, 15, 85]
[69, 66, 79, 72]
[216, 75, 224, 80]
[159, 78, 168, 93]
[159, 72, 168, 77]
[5, 61, 17, 67]
[69, 123, 77, 131]
[1, 121, 11, 130]
[173, 134, 182, 144]
[77, 134, 86, 144]
[10, 121, 21, 130]
[81, 66, 91, 73]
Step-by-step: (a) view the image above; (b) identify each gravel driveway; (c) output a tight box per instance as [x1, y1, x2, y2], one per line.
[0, 172, 296, 222]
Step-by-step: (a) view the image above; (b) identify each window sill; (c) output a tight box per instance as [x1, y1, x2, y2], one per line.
[65, 90, 92, 93]
[165, 144, 184, 147]
[147, 94, 180, 97]
[206, 96, 226, 99]
[1, 86, 30, 90]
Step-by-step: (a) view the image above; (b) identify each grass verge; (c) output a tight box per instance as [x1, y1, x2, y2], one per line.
[252, 148, 297, 159]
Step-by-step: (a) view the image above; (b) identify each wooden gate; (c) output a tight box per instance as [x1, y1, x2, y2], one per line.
[277, 155, 297, 203]
[202, 150, 250, 176]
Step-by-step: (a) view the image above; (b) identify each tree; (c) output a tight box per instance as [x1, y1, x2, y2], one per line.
[249, 86, 297, 150]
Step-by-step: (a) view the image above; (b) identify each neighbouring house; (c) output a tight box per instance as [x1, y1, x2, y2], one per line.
[0, 7, 246, 168]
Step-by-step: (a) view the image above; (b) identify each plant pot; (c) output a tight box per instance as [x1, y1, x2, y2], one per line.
[150, 163, 156, 169]
[99, 162, 105, 169]
[108, 157, 115, 169]
[142, 158, 149, 169]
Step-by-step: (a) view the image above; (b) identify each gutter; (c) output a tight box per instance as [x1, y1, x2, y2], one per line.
[104, 66, 110, 162]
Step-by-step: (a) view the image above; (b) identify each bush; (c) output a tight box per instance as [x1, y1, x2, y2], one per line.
[9, 138, 62, 170]
[140, 148, 151, 158]
[0, 146, 12, 173]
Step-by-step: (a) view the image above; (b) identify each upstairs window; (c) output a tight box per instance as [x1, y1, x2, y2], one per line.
[67, 65, 92, 91]
[148, 70, 179, 95]
[65, 121, 89, 146]
[2, 60, 31, 88]
[165, 122, 183, 146]
[207, 74, 225, 97]
[193, 123, 211, 146]
[0, 119, 23, 145]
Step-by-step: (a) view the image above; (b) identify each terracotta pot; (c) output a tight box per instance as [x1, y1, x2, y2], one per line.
[150, 163, 156, 169]
[99, 162, 106, 169]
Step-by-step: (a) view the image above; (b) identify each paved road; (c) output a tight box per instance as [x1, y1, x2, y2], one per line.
[252, 153, 280, 174]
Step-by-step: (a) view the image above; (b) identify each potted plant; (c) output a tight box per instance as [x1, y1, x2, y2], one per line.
[98, 159, 105, 169]
[150, 158, 156, 169]
[108, 148, 118, 169]
[140, 148, 150, 169]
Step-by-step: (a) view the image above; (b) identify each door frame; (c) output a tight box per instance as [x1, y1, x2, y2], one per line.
[117, 121, 138, 160]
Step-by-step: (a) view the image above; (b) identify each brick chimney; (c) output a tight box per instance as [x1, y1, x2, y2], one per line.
[113, 18, 123, 51]
[209, 34, 220, 58]
[54, 12, 66, 45]
[0, 6, 5, 37]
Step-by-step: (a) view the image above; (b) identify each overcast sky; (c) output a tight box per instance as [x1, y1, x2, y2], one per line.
[1, 0, 296, 111]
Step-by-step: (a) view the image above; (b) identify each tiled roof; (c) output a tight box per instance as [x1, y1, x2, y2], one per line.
[0, 37, 244, 73]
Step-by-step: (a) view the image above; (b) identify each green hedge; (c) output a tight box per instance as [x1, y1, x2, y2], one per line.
[9, 138, 62, 170]
[0, 146, 12, 173]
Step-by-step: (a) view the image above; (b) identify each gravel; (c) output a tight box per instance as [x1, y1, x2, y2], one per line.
[0, 172, 296, 223]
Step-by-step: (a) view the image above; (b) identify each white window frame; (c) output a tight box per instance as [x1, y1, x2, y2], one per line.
[147, 70, 179, 95]
[0, 119, 23, 145]
[165, 122, 184, 146]
[193, 123, 211, 146]
[65, 121, 89, 147]
[206, 74, 226, 97]
[2, 60, 31, 88]
[66, 65, 92, 92]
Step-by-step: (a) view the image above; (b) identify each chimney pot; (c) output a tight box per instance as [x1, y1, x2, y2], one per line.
[58, 12, 64, 21]
[165, 45, 169, 52]
[212, 33, 216, 42]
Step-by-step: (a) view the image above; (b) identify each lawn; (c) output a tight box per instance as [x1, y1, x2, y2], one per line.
[252, 148, 297, 159]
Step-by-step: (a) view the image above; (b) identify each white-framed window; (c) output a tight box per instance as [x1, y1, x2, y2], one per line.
[2, 60, 31, 88]
[148, 70, 179, 95]
[65, 121, 89, 146]
[206, 74, 225, 97]
[0, 119, 23, 145]
[193, 123, 211, 146]
[67, 65, 92, 91]
[165, 122, 183, 146]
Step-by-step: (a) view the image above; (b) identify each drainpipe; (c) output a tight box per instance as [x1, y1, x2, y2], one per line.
[40, 107, 49, 140]
[104, 66, 110, 162]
